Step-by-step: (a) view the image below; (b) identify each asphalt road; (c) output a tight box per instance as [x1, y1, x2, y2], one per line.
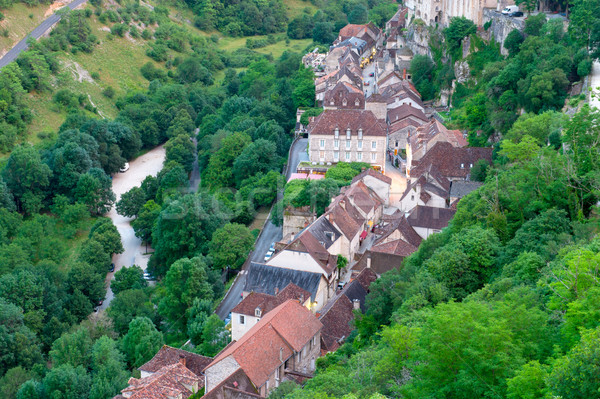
[590, 61, 600, 110]
[0, 0, 88, 69]
[216, 138, 308, 319]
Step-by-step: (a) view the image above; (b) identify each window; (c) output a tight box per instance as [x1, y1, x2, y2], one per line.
[342, 98, 347, 106]
[276, 366, 280, 381]
[313, 336, 317, 346]
[319, 139, 325, 148]
[371, 152, 376, 161]
[346, 140, 351, 149]
[334, 128, 339, 138]
[346, 129, 351, 139]
[358, 128, 363, 140]
[371, 140, 377, 149]
[319, 151, 325, 161]
[334, 151, 339, 161]
[345, 152, 351, 161]
[411, 195, 414, 201]
[395, 141, 399, 147]
[239, 315, 245, 324]
[334, 139, 339, 149]
[329, 99, 334, 105]
[357, 152, 362, 161]
[355, 99, 360, 106]
[309, 338, 313, 350]
[461, 163, 464, 169]
[358, 140, 363, 150]
[297, 351, 302, 363]
[255, 307, 262, 317]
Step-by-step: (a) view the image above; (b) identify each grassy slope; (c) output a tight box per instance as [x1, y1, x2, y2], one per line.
[0, 2, 53, 53]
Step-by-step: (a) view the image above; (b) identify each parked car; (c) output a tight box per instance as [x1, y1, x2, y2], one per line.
[510, 11, 523, 17]
[224, 312, 232, 326]
[269, 242, 276, 252]
[501, 5, 519, 14]
[337, 282, 346, 290]
[364, 81, 370, 86]
[368, 72, 374, 77]
[119, 162, 129, 173]
[143, 271, 155, 281]
[264, 250, 274, 262]
[109, 263, 115, 272]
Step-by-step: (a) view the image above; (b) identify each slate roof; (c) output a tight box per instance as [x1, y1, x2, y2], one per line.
[122, 362, 202, 399]
[205, 300, 323, 388]
[376, 213, 423, 248]
[319, 295, 354, 353]
[355, 267, 377, 291]
[410, 142, 493, 180]
[309, 109, 386, 137]
[400, 172, 450, 202]
[450, 180, 483, 198]
[307, 215, 343, 250]
[351, 168, 392, 185]
[407, 205, 456, 230]
[244, 263, 322, 301]
[138, 346, 211, 378]
[351, 251, 405, 275]
[371, 238, 418, 256]
[408, 120, 467, 151]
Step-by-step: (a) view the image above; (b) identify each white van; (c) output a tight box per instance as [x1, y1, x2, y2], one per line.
[502, 5, 519, 14]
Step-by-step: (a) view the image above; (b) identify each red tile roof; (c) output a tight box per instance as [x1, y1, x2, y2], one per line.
[407, 205, 456, 230]
[232, 283, 311, 317]
[387, 103, 428, 124]
[351, 168, 392, 185]
[280, 231, 338, 276]
[205, 300, 323, 388]
[319, 295, 354, 352]
[309, 110, 386, 137]
[371, 238, 418, 256]
[410, 141, 493, 180]
[123, 362, 202, 399]
[355, 267, 377, 291]
[138, 346, 212, 377]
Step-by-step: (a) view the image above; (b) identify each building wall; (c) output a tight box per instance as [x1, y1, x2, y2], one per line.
[389, 125, 417, 151]
[283, 211, 315, 238]
[399, 186, 446, 212]
[205, 357, 241, 393]
[413, 225, 441, 240]
[387, 96, 424, 110]
[359, 175, 391, 205]
[365, 101, 387, 120]
[267, 250, 326, 277]
[231, 312, 261, 342]
[309, 134, 386, 171]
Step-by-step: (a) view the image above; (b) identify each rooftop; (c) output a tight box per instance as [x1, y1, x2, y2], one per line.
[138, 345, 212, 378]
[309, 109, 386, 137]
[244, 263, 323, 301]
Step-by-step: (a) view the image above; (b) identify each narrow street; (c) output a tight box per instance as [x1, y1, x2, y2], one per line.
[215, 138, 308, 319]
[100, 145, 166, 310]
[385, 159, 408, 208]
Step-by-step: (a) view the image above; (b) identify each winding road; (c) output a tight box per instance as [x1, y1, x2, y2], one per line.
[590, 61, 600, 110]
[100, 146, 166, 310]
[0, 0, 88, 69]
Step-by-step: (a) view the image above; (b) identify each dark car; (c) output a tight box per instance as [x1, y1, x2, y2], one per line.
[510, 11, 523, 17]
[109, 263, 115, 272]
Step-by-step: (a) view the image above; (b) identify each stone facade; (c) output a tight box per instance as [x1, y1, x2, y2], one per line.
[310, 134, 387, 168]
[205, 357, 241, 393]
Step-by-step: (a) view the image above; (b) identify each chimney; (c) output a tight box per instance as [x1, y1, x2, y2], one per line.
[353, 299, 361, 310]
[403, 68, 406, 79]
[366, 254, 371, 269]
[179, 354, 186, 367]
[275, 287, 279, 295]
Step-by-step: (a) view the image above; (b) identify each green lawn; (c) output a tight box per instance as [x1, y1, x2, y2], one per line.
[284, 0, 317, 19]
[0, 2, 54, 53]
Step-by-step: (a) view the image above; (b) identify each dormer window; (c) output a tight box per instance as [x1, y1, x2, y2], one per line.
[346, 129, 351, 139]
[358, 128, 363, 140]
[255, 307, 262, 317]
[469, 163, 473, 168]
[334, 128, 339, 138]
[355, 99, 360, 106]
[329, 99, 334, 105]
[461, 163, 465, 169]
[342, 98, 347, 106]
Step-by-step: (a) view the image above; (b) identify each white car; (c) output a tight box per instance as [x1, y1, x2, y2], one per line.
[501, 5, 519, 14]
[264, 250, 274, 262]
[120, 162, 130, 173]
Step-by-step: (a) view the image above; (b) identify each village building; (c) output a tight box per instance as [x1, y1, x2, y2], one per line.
[203, 300, 323, 397]
[231, 283, 312, 341]
[449, 180, 483, 205]
[351, 168, 392, 206]
[409, 141, 493, 181]
[399, 168, 451, 211]
[407, 205, 457, 239]
[387, 103, 429, 152]
[334, 22, 383, 50]
[323, 81, 365, 110]
[243, 263, 327, 311]
[308, 109, 387, 171]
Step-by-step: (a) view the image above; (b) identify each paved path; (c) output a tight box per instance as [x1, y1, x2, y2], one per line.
[100, 146, 166, 310]
[589, 61, 600, 110]
[385, 159, 408, 208]
[0, 0, 88, 69]
[215, 138, 308, 319]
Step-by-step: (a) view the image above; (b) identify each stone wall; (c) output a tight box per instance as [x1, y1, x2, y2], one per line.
[483, 9, 525, 55]
[403, 22, 433, 58]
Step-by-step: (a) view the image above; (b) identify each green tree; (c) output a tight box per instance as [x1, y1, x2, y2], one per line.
[563, 105, 600, 176]
[569, 0, 600, 59]
[232, 139, 281, 185]
[107, 289, 156, 336]
[2, 145, 52, 214]
[187, 298, 213, 345]
[89, 336, 129, 399]
[504, 29, 524, 56]
[165, 134, 196, 172]
[0, 367, 32, 399]
[132, 200, 161, 246]
[49, 327, 93, 368]
[198, 314, 229, 356]
[444, 17, 476, 53]
[74, 168, 115, 215]
[121, 317, 164, 368]
[116, 186, 146, 218]
[0, 299, 42, 375]
[208, 223, 254, 270]
[111, 266, 147, 295]
[89, 218, 124, 255]
[78, 239, 111, 275]
[40, 364, 90, 399]
[507, 361, 549, 399]
[157, 256, 214, 330]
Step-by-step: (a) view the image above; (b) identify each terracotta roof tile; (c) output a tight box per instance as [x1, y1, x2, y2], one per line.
[138, 346, 212, 377]
[309, 110, 386, 137]
[233, 283, 311, 317]
[371, 238, 418, 256]
[387, 103, 428, 124]
[206, 300, 322, 388]
[351, 168, 392, 185]
[407, 205, 456, 230]
[410, 142, 492, 180]
[355, 267, 377, 291]
[123, 362, 202, 399]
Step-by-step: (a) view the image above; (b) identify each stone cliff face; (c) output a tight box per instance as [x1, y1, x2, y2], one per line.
[483, 9, 525, 55]
[404, 21, 433, 58]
